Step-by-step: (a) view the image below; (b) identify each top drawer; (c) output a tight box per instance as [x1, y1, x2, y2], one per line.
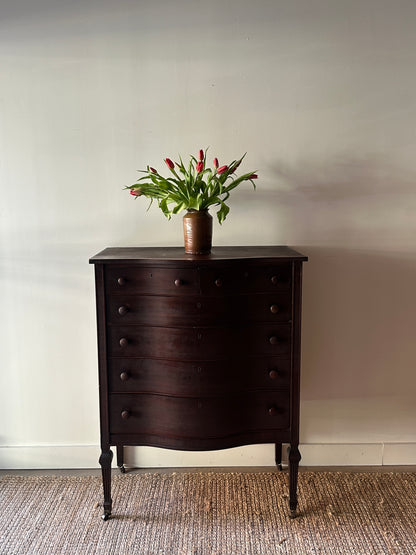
[105, 262, 292, 297]
[200, 263, 292, 295]
[105, 266, 199, 296]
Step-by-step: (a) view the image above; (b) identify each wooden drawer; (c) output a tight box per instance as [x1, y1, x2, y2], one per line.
[105, 266, 199, 296]
[108, 357, 291, 395]
[107, 324, 292, 360]
[200, 264, 292, 295]
[109, 392, 290, 436]
[106, 292, 292, 326]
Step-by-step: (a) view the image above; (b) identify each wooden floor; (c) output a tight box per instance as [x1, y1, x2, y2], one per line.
[1, 465, 415, 477]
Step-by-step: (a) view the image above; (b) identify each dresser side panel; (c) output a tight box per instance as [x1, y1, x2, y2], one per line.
[290, 260, 304, 445]
[94, 264, 111, 450]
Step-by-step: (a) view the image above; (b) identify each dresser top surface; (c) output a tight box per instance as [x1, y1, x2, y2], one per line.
[90, 246, 308, 264]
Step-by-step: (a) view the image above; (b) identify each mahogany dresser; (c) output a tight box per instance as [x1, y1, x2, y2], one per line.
[90, 246, 307, 520]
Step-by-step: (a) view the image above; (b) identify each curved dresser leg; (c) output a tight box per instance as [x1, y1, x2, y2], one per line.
[99, 448, 113, 520]
[275, 443, 283, 471]
[116, 445, 126, 474]
[288, 444, 301, 518]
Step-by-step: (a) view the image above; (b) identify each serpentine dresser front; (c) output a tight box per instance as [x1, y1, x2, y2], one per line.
[90, 246, 307, 520]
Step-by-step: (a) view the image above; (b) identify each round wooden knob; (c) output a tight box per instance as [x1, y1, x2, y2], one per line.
[119, 337, 128, 348]
[117, 277, 126, 286]
[120, 371, 130, 381]
[121, 410, 130, 420]
[268, 406, 278, 416]
[269, 336, 278, 345]
[268, 369, 279, 380]
[270, 275, 280, 285]
[118, 305, 129, 316]
[174, 279, 183, 287]
[214, 278, 223, 287]
[270, 304, 279, 314]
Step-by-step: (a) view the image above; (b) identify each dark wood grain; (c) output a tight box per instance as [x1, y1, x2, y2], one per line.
[107, 324, 292, 359]
[108, 357, 291, 395]
[106, 292, 292, 326]
[105, 266, 199, 296]
[109, 392, 290, 436]
[90, 245, 307, 519]
[90, 245, 308, 264]
[108, 429, 292, 452]
[200, 264, 292, 295]
[94, 265, 111, 449]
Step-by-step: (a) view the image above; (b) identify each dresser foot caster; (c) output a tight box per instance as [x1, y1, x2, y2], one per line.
[118, 464, 126, 474]
[101, 511, 111, 521]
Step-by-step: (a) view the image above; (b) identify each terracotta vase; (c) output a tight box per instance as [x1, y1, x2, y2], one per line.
[183, 209, 213, 255]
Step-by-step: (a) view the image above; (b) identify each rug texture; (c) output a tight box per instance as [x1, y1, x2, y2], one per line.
[1, 471, 416, 554]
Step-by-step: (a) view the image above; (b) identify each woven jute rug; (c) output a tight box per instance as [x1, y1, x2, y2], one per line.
[1, 471, 416, 554]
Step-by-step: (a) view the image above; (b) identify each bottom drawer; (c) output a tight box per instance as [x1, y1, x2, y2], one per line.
[109, 393, 290, 438]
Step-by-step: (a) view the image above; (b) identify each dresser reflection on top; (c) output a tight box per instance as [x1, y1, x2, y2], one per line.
[90, 245, 307, 521]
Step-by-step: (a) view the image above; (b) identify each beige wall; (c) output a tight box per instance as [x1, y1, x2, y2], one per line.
[1, 0, 416, 468]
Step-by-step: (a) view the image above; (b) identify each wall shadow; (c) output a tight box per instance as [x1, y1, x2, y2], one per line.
[297, 246, 416, 402]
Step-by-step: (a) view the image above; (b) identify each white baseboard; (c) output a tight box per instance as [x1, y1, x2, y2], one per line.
[382, 443, 416, 465]
[0, 445, 100, 469]
[1, 442, 415, 469]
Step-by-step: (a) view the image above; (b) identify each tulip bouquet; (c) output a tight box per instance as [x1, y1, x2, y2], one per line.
[126, 149, 257, 224]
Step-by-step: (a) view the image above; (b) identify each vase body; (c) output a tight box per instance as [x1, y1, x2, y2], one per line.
[183, 209, 213, 255]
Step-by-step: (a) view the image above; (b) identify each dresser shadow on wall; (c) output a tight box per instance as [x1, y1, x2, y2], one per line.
[261, 152, 416, 403]
[298, 246, 416, 403]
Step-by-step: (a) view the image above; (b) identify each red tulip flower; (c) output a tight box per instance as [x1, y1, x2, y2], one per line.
[165, 158, 175, 170]
[127, 150, 256, 225]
